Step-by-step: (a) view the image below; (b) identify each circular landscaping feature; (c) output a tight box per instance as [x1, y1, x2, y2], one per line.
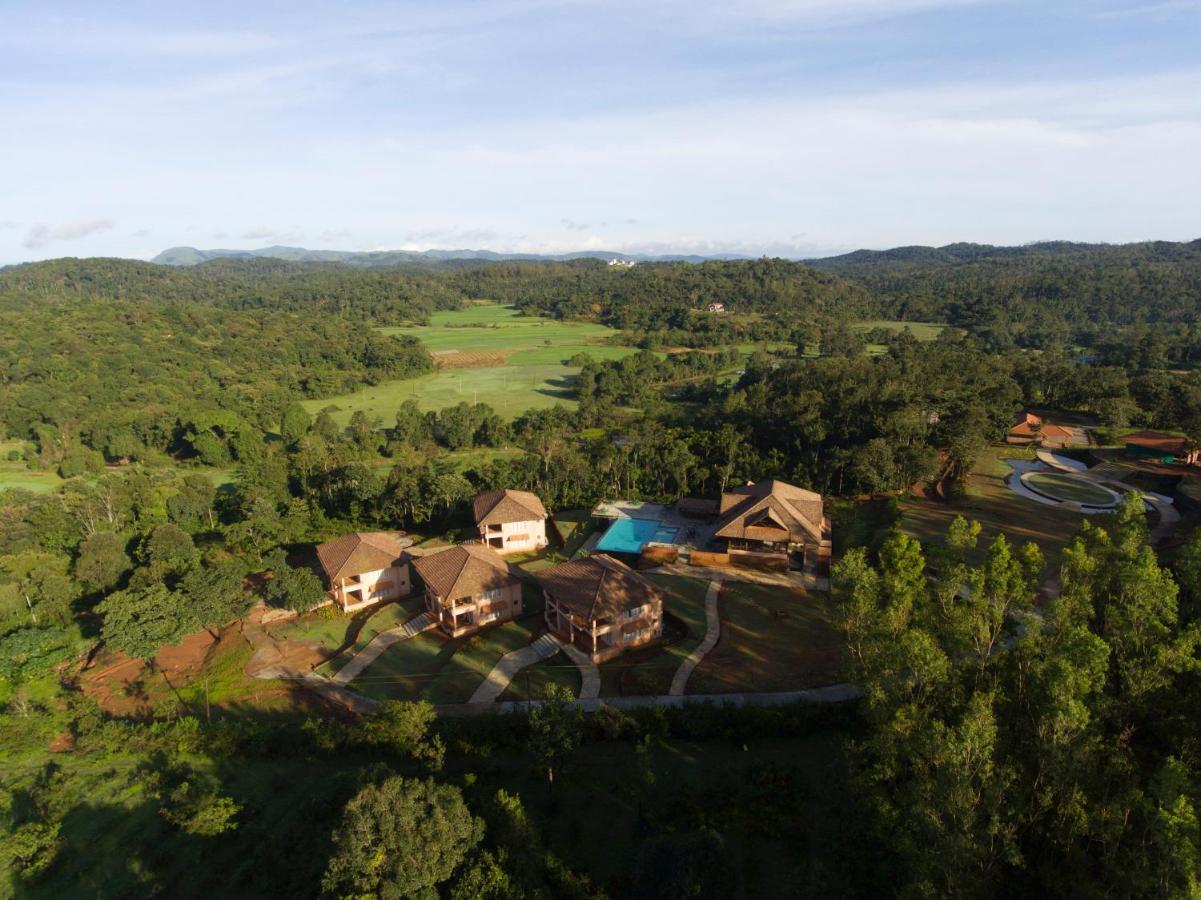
[1023, 472, 1120, 508]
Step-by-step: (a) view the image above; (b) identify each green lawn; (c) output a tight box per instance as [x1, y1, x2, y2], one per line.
[689, 581, 844, 694]
[1025, 472, 1117, 506]
[308, 304, 641, 424]
[0, 463, 63, 494]
[352, 616, 544, 704]
[852, 320, 948, 341]
[498, 651, 581, 701]
[320, 597, 426, 674]
[901, 446, 1088, 575]
[268, 598, 420, 663]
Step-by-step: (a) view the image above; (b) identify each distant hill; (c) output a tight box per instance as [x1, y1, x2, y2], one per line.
[151, 245, 752, 267]
[807, 239, 1201, 278]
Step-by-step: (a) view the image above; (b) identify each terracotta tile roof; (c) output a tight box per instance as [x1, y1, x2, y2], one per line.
[472, 489, 548, 527]
[1039, 424, 1076, 439]
[411, 543, 523, 601]
[1124, 431, 1187, 454]
[1008, 412, 1044, 437]
[316, 532, 410, 582]
[714, 479, 823, 544]
[535, 554, 663, 622]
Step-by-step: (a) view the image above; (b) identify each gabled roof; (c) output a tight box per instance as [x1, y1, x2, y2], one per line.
[1039, 424, 1076, 439]
[535, 554, 662, 622]
[714, 479, 823, 544]
[1009, 412, 1043, 437]
[411, 543, 523, 600]
[316, 532, 410, 582]
[472, 489, 547, 527]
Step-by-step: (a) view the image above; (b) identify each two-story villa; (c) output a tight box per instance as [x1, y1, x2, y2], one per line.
[412, 543, 525, 638]
[315, 532, 412, 612]
[537, 554, 664, 663]
[472, 489, 549, 554]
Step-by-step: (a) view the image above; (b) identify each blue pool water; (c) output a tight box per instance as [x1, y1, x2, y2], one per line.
[596, 518, 679, 554]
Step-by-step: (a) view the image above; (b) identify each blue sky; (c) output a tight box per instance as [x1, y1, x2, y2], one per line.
[1, 1, 1199, 263]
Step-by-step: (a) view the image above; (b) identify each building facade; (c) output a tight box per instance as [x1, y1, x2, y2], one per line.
[315, 532, 412, 613]
[412, 543, 525, 638]
[472, 489, 549, 554]
[537, 554, 664, 663]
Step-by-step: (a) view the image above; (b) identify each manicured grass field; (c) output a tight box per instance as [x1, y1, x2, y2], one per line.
[900, 446, 1086, 574]
[352, 616, 544, 704]
[498, 651, 581, 701]
[1025, 472, 1117, 506]
[0, 464, 63, 494]
[309, 304, 644, 424]
[320, 598, 426, 674]
[852, 320, 948, 341]
[689, 581, 843, 694]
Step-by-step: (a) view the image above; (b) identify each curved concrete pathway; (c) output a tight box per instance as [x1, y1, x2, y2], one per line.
[468, 632, 563, 703]
[331, 611, 436, 686]
[669, 579, 722, 696]
[559, 641, 601, 700]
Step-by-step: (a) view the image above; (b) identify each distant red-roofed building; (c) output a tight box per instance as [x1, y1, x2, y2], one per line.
[1006, 412, 1044, 445]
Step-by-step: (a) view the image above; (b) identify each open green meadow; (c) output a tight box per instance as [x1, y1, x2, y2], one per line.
[852, 320, 948, 341]
[308, 303, 640, 424]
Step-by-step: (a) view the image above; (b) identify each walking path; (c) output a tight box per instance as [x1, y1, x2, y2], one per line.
[669, 579, 722, 696]
[559, 641, 601, 700]
[241, 605, 377, 715]
[468, 632, 563, 703]
[439, 683, 862, 717]
[330, 612, 436, 686]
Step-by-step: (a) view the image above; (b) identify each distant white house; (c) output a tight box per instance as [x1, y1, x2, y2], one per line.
[707, 302, 726, 312]
[607, 258, 636, 268]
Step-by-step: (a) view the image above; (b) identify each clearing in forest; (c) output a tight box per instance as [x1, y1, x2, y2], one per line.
[307, 304, 639, 423]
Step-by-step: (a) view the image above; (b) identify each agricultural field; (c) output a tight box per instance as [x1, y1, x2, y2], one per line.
[307, 304, 640, 424]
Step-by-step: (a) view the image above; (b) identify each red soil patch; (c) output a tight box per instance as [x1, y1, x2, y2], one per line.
[431, 350, 512, 368]
[79, 628, 218, 716]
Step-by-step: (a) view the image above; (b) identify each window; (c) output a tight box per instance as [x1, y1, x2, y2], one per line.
[624, 628, 650, 644]
[480, 588, 504, 602]
[623, 604, 646, 620]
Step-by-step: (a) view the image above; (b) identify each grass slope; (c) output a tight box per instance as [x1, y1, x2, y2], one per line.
[689, 582, 843, 694]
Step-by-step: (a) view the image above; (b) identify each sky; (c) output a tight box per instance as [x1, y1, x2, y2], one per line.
[1, 0, 1199, 264]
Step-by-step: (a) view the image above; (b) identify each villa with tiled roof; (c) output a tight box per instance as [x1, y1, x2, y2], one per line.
[315, 532, 412, 612]
[472, 488, 549, 554]
[412, 543, 525, 638]
[713, 479, 829, 566]
[536, 554, 664, 662]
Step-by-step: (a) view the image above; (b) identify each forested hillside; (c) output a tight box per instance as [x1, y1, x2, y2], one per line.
[810, 239, 1201, 350]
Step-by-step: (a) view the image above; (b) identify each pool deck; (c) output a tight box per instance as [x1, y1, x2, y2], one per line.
[591, 499, 721, 550]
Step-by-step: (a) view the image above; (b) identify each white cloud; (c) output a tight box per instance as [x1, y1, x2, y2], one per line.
[23, 219, 115, 249]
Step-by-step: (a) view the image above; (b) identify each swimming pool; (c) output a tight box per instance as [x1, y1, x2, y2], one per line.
[595, 518, 679, 554]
